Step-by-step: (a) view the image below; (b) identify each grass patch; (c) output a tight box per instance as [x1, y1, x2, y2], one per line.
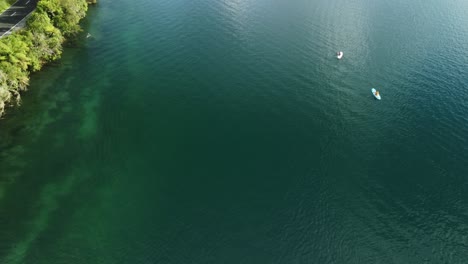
[0, 0, 16, 14]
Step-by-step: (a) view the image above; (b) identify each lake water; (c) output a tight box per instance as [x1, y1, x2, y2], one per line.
[1, 0, 468, 263]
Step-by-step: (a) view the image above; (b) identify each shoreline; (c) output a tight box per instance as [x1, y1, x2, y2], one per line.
[0, 0, 96, 117]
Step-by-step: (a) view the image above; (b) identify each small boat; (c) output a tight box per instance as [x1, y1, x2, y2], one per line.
[372, 88, 381, 100]
[86, 33, 92, 38]
[337, 51, 343, 60]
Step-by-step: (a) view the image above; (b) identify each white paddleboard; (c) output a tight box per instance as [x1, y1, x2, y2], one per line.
[372, 88, 381, 100]
[337, 51, 343, 59]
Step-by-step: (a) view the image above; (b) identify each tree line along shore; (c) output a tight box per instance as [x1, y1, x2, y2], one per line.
[0, 0, 97, 116]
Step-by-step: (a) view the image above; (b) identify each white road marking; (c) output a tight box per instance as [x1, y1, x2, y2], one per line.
[0, 11, 34, 38]
[0, 0, 35, 38]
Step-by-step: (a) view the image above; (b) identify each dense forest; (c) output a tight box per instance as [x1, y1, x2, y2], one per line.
[0, 0, 96, 116]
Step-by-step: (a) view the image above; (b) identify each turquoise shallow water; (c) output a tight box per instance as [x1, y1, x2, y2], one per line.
[1, 0, 468, 263]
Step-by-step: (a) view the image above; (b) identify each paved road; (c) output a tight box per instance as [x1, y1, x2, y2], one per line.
[0, 0, 38, 37]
